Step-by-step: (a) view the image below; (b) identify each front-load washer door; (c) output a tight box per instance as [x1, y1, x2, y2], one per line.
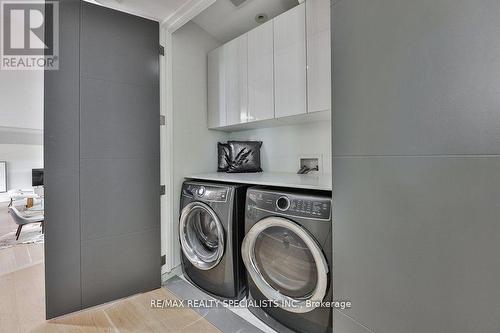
[179, 202, 225, 270]
[242, 217, 329, 313]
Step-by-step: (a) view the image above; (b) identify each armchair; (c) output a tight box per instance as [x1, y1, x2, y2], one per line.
[8, 206, 44, 241]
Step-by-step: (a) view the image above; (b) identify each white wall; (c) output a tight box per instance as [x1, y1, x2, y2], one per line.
[170, 21, 227, 268]
[229, 121, 332, 174]
[0, 70, 44, 130]
[0, 144, 44, 202]
[0, 63, 44, 203]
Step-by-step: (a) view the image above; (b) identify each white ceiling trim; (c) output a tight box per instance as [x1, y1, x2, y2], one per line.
[161, 0, 216, 33]
[83, 0, 216, 30]
[83, 0, 160, 22]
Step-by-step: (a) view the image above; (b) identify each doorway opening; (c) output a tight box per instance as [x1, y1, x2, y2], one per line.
[0, 69, 45, 330]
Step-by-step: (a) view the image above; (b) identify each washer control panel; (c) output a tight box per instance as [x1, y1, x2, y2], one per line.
[276, 196, 291, 211]
[197, 186, 206, 197]
[248, 189, 331, 221]
[183, 183, 228, 202]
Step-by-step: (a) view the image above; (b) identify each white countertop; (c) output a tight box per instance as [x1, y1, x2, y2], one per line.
[186, 172, 332, 191]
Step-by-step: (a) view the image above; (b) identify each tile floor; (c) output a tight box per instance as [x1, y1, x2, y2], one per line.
[165, 275, 274, 333]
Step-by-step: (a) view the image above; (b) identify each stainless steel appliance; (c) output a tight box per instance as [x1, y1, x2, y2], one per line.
[179, 181, 247, 299]
[242, 187, 332, 333]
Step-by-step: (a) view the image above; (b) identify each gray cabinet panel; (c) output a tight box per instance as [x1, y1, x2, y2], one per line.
[80, 158, 160, 241]
[80, 78, 160, 160]
[80, 3, 159, 86]
[81, 228, 161, 308]
[333, 156, 500, 333]
[332, 0, 500, 156]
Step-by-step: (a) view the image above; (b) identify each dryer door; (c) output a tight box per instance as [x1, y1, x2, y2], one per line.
[179, 202, 225, 270]
[242, 217, 329, 313]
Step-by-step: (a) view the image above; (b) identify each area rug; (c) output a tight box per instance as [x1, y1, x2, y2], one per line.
[0, 224, 44, 250]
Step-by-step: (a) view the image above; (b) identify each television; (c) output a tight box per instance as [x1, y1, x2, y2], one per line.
[32, 169, 44, 187]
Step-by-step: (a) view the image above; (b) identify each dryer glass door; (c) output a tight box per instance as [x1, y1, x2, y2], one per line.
[179, 202, 225, 270]
[242, 217, 329, 313]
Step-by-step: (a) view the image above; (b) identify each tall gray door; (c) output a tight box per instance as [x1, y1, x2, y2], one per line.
[332, 0, 500, 332]
[44, 0, 160, 319]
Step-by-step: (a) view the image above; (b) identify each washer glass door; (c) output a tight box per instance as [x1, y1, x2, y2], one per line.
[179, 202, 225, 270]
[242, 217, 329, 313]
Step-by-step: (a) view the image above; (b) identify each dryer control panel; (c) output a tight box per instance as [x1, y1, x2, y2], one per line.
[182, 183, 229, 202]
[247, 189, 331, 221]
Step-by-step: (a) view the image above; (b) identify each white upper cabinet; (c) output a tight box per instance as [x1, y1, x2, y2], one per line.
[248, 20, 274, 122]
[207, 1, 331, 130]
[274, 3, 307, 118]
[224, 34, 248, 126]
[208, 46, 226, 128]
[306, 0, 331, 113]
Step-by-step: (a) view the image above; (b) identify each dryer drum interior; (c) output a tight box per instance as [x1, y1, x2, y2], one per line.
[180, 201, 225, 270]
[242, 216, 329, 313]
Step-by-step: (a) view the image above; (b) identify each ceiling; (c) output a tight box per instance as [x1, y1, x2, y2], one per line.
[85, 0, 191, 21]
[192, 0, 299, 43]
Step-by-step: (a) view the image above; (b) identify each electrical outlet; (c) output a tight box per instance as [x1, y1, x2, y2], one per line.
[298, 156, 322, 174]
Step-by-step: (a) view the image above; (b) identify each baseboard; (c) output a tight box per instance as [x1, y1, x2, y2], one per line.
[161, 265, 182, 284]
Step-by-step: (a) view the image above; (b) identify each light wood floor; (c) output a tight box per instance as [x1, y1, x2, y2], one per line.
[0, 203, 221, 333]
[1, 264, 221, 333]
[0, 202, 15, 236]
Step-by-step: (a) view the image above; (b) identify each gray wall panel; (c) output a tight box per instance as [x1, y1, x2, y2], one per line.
[332, 0, 500, 332]
[334, 157, 500, 332]
[333, 0, 500, 156]
[44, 0, 82, 319]
[334, 311, 372, 333]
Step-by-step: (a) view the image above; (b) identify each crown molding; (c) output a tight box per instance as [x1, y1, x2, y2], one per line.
[83, 0, 160, 22]
[161, 0, 216, 33]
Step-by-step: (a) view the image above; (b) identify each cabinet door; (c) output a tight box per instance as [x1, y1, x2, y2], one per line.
[248, 20, 274, 122]
[274, 3, 307, 118]
[224, 34, 248, 125]
[208, 46, 226, 128]
[307, 0, 331, 113]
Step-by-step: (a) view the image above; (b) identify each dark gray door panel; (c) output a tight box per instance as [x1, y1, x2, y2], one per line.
[81, 228, 161, 308]
[333, 156, 500, 333]
[45, 0, 160, 319]
[79, 1, 160, 311]
[44, 0, 82, 319]
[44, 169, 81, 318]
[80, 3, 159, 86]
[80, 158, 160, 241]
[80, 78, 160, 160]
